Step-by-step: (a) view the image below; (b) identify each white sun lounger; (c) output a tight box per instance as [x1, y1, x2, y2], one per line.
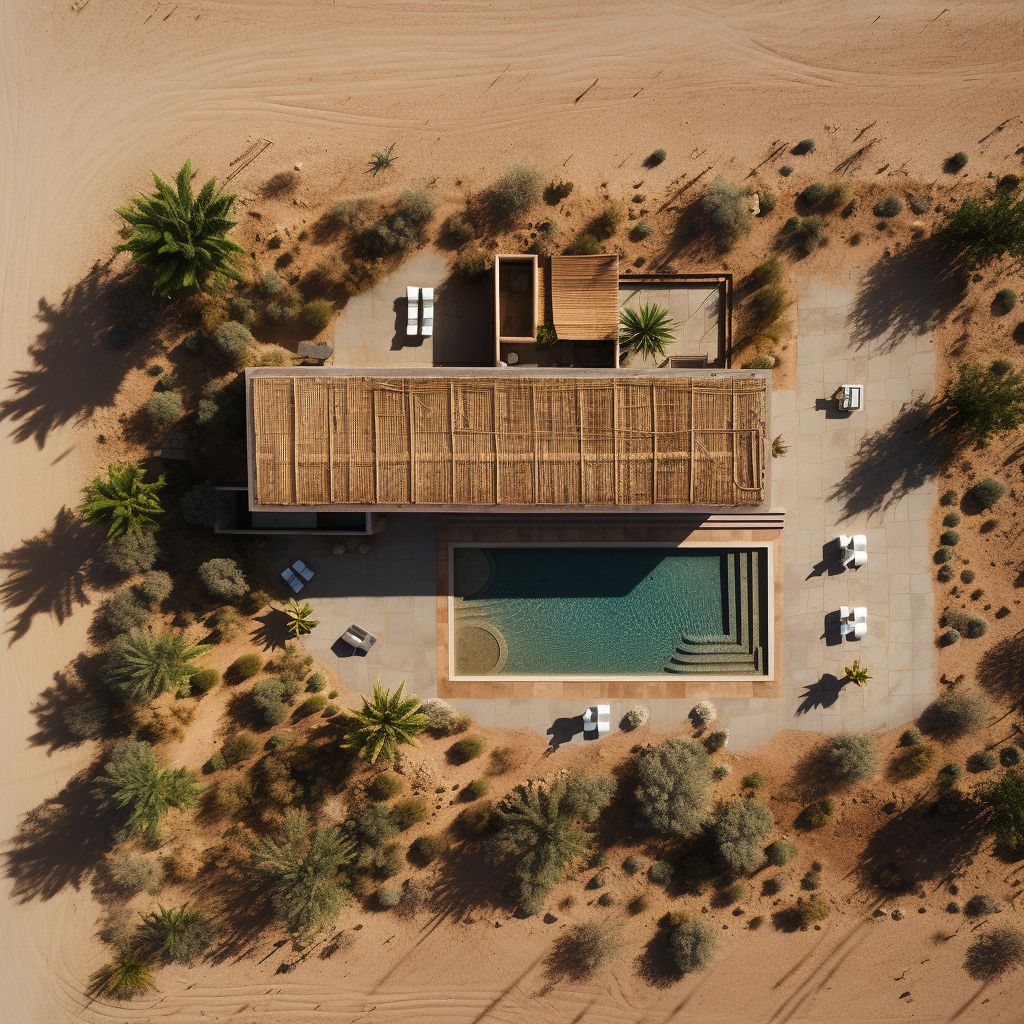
[407, 286, 419, 336]
[421, 287, 434, 336]
[280, 566, 303, 593]
[342, 623, 378, 652]
[292, 560, 314, 582]
[583, 705, 611, 737]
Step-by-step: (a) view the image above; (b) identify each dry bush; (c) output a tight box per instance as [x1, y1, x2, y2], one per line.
[165, 845, 203, 883]
[545, 922, 623, 982]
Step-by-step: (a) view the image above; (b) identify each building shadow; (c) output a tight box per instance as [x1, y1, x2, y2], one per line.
[794, 673, 844, 714]
[847, 243, 966, 353]
[0, 261, 157, 448]
[828, 396, 944, 520]
[4, 764, 116, 902]
[546, 715, 585, 748]
[0, 506, 100, 644]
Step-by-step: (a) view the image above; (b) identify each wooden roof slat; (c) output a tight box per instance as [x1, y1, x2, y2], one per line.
[549, 255, 620, 341]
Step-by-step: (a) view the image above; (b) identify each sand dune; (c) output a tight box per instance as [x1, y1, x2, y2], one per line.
[2, 0, 1023, 1020]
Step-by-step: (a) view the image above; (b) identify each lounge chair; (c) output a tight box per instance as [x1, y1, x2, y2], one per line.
[280, 566, 303, 593]
[838, 534, 867, 567]
[292, 560, 314, 582]
[838, 384, 863, 411]
[407, 286, 419, 336]
[341, 623, 378, 653]
[596, 705, 611, 736]
[421, 287, 434, 337]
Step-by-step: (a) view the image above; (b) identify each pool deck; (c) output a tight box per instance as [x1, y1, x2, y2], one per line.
[284, 271, 936, 751]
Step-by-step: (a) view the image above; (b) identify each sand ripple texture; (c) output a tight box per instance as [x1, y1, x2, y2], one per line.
[2, 1, 1023, 1021]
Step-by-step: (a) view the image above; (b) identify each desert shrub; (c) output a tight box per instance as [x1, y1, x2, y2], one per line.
[745, 356, 776, 369]
[689, 701, 717, 729]
[937, 565, 953, 583]
[1000, 746, 1023, 767]
[563, 233, 601, 256]
[779, 165, 793, 176]
[713, 799, 773, 872]
[560, 770, 616, 824]
[949, 361, 1024, 438]
[357, 803, 399, 848]
[252, 678, 287, 726]
[942, 629, 960, 646]
[765, 838, 797, 866]
[712, 764, 732, 780]
[741, 771, 766, 790]
[146, 391, 182, 425]
[822, 732, 878, 782]
[587, 868, 609, 890]
[981, 769, 1024, 849]
[178, 480, 218, 530]
[633, 220, 652, 237]
[967, 751, 997, 773]
[873, 195, 903, 217]
[793, 138, 815, 154]
[940, 530, 961, 547]
[456, 800, 493, 837]
[758, 190, 777, 214]
[622, 854, 641, 875]
[789, 896, 830, 929]
[266, 733, 290, 751]
[935, 547, 953, 564]
[764, 872, 789, 895]
[629, 893, 650, 915]
[747, 282, 791, 338]
[991, 359, 1014, 379]
[140, 570, 172, 605]
[409, 832, 449, 866]
[302, 299, 334, 332]
[391, 797, 428, 831]
[197, 558, 248, 600]
[900, 727, 922, 747]
[920, 689, 992, 739]
[942, 511, 961, 528]
[646, 148, 667, 166]
[994, 288, 1017, 314]
[229, 653, 263, 681]
[204, 752, 227, 773]
[747, 259, 784, 291]
[965, 894, 1002, 917]
[908, 193, 934, 214]
[634, 737, 712, 836]
[355, 190, 438, 258]
[971, 477, 1006, 507]
[142, 904, 214, 965]
[800, 183, 825, 206]
[213, 321, 253, 367]
[949, 151, 969, 169]
[369, 771, 403, 801]
[791, 215, 826, 254]
[110, 849, 163, 895]
[300, 694, 327, 716]
[321, 702, 339, 717]
[625, 704, 650, 729]
[448, 735, 485, 763]
[191, 668, 220, 695]
[207, 607, 241, 644]
[938, 763, 963, 788]
[418, 697, 461, 736]
[104, 529, 159, 575]
[649, 859, 674, 884]
[668, 919, 718, 975]
[453, 247, 490, 281]
[797, 799, 835, 830]
[723, 882, 746, 904]
[489, 165, 541, 219]
[441, 211, 476, 245]
[594, 201, 624, 236]
[966, 616, 989, 638]
[822, 183, 850, 210]
[894, 743, 935, 778]
[99, 945, 158, 999]
[701, 175, 753, 245]
[377, 884, 403, 910]
[939, 488, 958, 506]
[304, 672, 327, 693]
[965, 926, 1024, 981]
[466, 778, 490, 800]
[597, 891, 615, 907]
[106, 588, 150, 634]
[220, 732, 256, 766]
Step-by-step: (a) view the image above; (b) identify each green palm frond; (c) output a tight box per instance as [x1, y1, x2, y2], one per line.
[79, 463, 164, 538]
[618, 303, 677, 362]
[284, 599, 318, 638]
[342, 679, 429, 763]
[105, 627, 212, 702]
[843, 660, 871, 687]
[114, 158, 245, 296]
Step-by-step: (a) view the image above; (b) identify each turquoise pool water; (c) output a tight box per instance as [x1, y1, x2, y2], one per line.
[453, 546, 768, 677]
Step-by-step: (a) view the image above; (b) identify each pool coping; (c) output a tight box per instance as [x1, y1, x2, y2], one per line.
[436, 522, 784, 701]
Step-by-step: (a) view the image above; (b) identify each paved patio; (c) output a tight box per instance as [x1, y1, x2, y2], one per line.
[618, 281, 721, 368]
[277, 274, 937, 750]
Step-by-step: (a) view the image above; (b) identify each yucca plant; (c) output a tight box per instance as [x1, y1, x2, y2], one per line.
[367, 142, 398, 177]
[99, 945, 158, 999]
[104, 627, 212, 702]
[284, 598, 318, 638]
[843, 660, 871, 687]
[619, 303, 677, 362]
[343, 680, 428, 763]
[141, 904, 213, 965]
[771, 433, 790, 458]
[114, 158, 245, 296]
[250, 808, 357, 935]
[80, 463, 164, 538]
[92, 740, 202, 841]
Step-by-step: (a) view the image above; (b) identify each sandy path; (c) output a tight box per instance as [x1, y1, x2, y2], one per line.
[1, 1, 1022, 1020]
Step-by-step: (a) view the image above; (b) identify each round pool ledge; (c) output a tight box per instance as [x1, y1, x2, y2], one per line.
[454, 620, 508, 676]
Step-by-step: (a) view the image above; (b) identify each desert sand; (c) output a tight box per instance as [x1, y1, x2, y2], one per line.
[2, 1, 1023, 1021]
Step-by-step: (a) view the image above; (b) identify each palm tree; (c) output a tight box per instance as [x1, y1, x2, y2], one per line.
[92, 740, 202, 841]
[771, 433, 790, 458]
[80, 463, 164, 538]
[488, 779, 593, 897]
[843, 659, 871, 687]
[114, 158, 245, 296]
[104, 627, 212, 702]
[140, 905, 213, 965]
[618, 303, 677, 363]
[250, 808, 357, 935]
[343, 680, 428, 763]
[284, 598, 318, 638]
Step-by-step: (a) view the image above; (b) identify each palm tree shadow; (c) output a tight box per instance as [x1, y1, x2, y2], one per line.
[0, 506, 101, 644]
[0, 261, 157, 448]
[977, 630, 1024, 707]
[249, 608, 291, 652]
[794, 674, 844, 714]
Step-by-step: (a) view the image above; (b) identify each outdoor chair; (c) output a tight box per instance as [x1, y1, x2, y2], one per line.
[840, 606, 867, 638]
[341, 623, 378, 653]
[837, 534, 867, 567]
[837, 384, 864, 411]
[583, 705, 611, 737]
[280, 566, 303, 593]
[421, 287, 434, 336]
[292, 560, 314, 582]
[407, 286, 419, 336]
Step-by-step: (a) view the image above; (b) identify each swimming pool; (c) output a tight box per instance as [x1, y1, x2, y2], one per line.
[451, 544, 771, 679]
